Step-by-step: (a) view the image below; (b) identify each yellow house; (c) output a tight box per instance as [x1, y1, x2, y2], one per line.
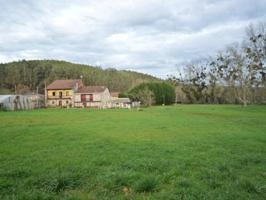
[46, 79, 83, 107]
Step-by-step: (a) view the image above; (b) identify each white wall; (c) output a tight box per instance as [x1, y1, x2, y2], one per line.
[74, 94, 81, 102]
[48, 99, 72, 107]
[74, 88, 111, 106]
[101, 88, 111, 103]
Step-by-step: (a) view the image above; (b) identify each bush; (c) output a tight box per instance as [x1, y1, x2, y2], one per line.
[129, 82, 175, 105]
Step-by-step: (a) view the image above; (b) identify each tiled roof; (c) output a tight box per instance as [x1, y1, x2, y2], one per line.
[47, 80, 83, 89]
[77, 86, 106, 93]
[110, 92, 119, 97]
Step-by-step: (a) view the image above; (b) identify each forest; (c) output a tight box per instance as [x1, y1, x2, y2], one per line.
[0, 60, 159, 94]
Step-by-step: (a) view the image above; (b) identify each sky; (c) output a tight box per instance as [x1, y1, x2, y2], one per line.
[0, 0, 265, 78]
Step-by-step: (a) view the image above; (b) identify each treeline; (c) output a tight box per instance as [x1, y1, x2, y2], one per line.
[169, 22, 266, 106]
[0, 60, 159, 94]
[121, 82, 175, 106]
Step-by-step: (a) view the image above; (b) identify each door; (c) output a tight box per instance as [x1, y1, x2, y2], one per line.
[81, 94, 86, 107]
[59, 100, 62, 107]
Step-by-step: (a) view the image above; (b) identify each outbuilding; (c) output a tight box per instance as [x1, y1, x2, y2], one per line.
[0, 95, 44, 111]
[110, 98, 131, 109]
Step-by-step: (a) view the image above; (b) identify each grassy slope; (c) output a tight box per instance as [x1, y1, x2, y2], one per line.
[0, 105, 266, 199]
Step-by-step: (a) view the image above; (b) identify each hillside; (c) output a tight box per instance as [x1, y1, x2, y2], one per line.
[0, 60, 160, 94]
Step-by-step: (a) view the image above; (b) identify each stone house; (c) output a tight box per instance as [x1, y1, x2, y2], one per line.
[74, 86, 111, 108]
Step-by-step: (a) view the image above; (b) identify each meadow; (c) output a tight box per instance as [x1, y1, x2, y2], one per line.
[0, 105, 266, 199]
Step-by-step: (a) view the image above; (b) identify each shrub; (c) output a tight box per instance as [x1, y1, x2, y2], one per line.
[129, 82, 175, 105]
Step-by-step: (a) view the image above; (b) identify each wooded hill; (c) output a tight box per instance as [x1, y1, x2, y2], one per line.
[0, 60, 159, 94]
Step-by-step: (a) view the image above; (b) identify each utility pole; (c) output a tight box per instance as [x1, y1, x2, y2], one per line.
[44, 80, 47, 107]
[175, 90, 178, 105]
[36, 86, 39, 108]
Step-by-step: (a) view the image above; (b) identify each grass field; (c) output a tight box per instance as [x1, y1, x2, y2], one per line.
[0, 105, 266, 199]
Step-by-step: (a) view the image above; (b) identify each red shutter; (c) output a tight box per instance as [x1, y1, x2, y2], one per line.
[90, 94, 93, 102]
[81, 94, 86, 102]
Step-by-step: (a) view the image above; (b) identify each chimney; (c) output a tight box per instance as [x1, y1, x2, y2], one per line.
[75, 81, 79, 92]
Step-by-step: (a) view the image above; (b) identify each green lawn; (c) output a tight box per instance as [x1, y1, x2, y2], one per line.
[0, 105, 266, 199]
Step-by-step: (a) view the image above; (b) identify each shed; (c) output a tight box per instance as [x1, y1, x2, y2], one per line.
[110, 98, 131, 109]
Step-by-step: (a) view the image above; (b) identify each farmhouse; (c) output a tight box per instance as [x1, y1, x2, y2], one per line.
[74, 86, 111, 108]
[46, 79, 83, 107]
[46, 79, 132, 108]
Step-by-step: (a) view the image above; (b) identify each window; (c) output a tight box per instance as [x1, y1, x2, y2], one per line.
[52, 101, 55, 104]
[86, 94, 93, 101]
[81, 94, 86, 102]
[66, 91, 69, 96]
[59, 92, 62, 98]
[66, 100, 69, 104]
[89, 94, 93, 102]
[52, 92, 56, 96]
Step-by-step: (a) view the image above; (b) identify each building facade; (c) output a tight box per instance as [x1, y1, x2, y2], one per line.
[74, 86, 112, 108]
[46, 79, 133, 109]
[46, 79, 83, 107]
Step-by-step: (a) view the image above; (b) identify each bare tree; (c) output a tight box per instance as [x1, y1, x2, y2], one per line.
[244, 23, 266, 103]
[215, 44, 261, 106]
[171, 21, 266, 105]
[176, 62, 208, 103]
[137, 87, 155, 106]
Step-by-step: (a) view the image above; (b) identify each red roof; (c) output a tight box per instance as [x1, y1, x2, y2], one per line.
[47, 80, 83, 90]
[110, 92, 119, 97]
[77, 86, 107, 93]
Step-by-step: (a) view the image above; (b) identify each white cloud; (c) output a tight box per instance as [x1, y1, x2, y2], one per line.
[0, 0, 265, 78]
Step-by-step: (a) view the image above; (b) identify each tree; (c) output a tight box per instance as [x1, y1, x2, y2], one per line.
[175, 62, 208, 103]
[244, 23, 266, 103]
[245, 23, 266, 84]
[208, 57, 225, 104]
[129, 82, 175, 105]
[0, 60, 159, 94]
[172, 21, 266, 105]
[137, 87, 155, 106]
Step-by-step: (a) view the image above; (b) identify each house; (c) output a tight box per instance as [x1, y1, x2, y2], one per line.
[46, 79, 132, 109]
[46, 79, 83, 107]
[74, 86, 111, 108]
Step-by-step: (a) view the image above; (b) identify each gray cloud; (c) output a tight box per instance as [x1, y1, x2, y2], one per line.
[0, 0, 265, 78]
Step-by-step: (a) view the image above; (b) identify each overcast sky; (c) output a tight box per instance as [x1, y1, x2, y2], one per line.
[0, 0, 265, 78]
